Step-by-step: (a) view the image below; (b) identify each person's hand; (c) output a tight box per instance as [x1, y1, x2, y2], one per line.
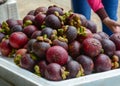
[103, 17, 120, 33]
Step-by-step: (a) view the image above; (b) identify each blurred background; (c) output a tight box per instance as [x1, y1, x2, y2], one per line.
[17, 0, 120, 31]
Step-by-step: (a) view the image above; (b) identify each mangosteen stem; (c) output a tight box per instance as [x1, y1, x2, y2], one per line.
[58, 29, 64, 35]
[23, 20, 32, 27]
[101, 49, 104, 54]
[77, 26, 86, 35]
[34, 65, 41, 76]
[8, 48, 16, 58]
[61, 67, 69, 80]
[76, 65, 84, 77]
[36, 36, 44, 42]
[51, 30, 58, 40]
[2, 21, 10, 34]
[0, 28, 5, 33]
[64, 10, 73, 18]
[54, 11, 60, 17]
[30, 53, 38, 60]
[111, 55, 119, 69]
[112, 62, 119, 69]
[112, 55, 119, 62]
[41, 25, 46, 29]
[14, 54, 22, 66]
[58, 36, 68, 43]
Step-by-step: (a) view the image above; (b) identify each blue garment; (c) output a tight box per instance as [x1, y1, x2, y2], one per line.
[71, 0, 118, 36]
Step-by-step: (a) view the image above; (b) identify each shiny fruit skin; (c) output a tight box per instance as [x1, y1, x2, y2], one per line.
[65, 26, 77, 43]
[23, 25, 38, 38]
[94, 54, 112, 72]
[31, 30, 41, 39]
[46, 46, 68, 65]
[37, 60, 47, 77]
[45, 14, 61, 29]
[32, 41, 51, 59]
[0, 39, 12, 56]
[82, 38, 102, 58]
[77, 28, 93, 43]
[20, 54, 35, 71]
[9, 32, 28, 49]
[34, 6, 48, 16]
[76, 55, 94, 75]
[52, 39, 68, 51]
[44, 63, 62, 81]
[66, 60, 82, 79]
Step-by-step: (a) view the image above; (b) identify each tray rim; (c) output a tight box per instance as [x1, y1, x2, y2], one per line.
[0, 56, 120, 86]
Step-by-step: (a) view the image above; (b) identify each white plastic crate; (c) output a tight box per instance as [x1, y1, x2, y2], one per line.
[0, 0, 19, 23]
[0, 56, 120, 86]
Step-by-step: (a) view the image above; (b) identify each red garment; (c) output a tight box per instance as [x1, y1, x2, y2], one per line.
[88, 0, 104, 12]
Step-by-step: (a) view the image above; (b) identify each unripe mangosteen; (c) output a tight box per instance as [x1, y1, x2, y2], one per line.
[82, 38, 102, 58]
[76, 55, 94, 75]
[46, 46, 68, 65]
[94, 54, 112, 72]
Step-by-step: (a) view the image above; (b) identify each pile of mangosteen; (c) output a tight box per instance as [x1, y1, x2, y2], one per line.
[0, 5, 120, 81]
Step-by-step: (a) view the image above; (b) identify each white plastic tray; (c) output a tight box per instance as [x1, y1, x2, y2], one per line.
[0, 0, 19, 23]
[0, 56, 120, 86]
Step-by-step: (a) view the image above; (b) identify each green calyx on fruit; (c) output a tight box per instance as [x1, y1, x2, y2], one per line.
[77, 26, 86, 36]
[111, 55, 119, 69]
[36, 35, 52, 44]
[76, 65, 84, 78]
[61, 67, 69, 80]
[34, 65, 41, 76]
[14, 54, 22, 66]
[1, 21, 10, 34]
[23, 20, 33, 27]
